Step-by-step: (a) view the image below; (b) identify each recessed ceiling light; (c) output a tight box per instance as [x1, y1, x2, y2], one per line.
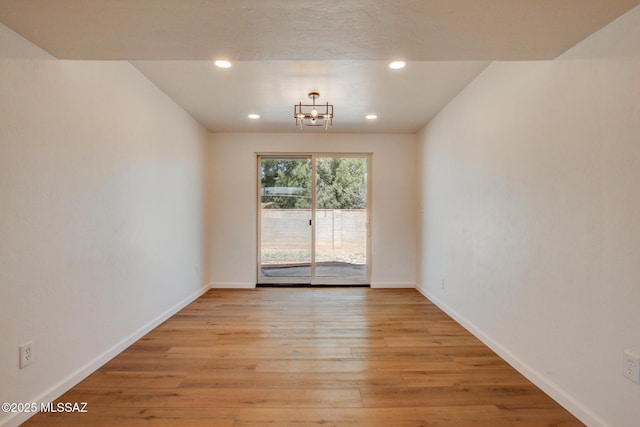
[214, 59, 232, 68]
[248, 114, 260, 119]
[366, 114, 378, 120]
[389, 61, 406, 69]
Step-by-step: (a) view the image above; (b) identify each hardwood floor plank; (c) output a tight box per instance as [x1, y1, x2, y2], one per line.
[25, 407, 239, 427]
[179, 371, 407, 389]
[24, 288, 584, 426]
[385, 335, 485, 347]
[61, 387, 362, 408]
[235, 406, 514, 427]
[465, 385, 561, 406]
[498, 403, 588, 426]
[255, 357, 464, 373]
[101, 357, 259, 372]
[350, 345, 497, 359]
[403, 368, 531, 387]
[360, 386, 485, 408]
[79, 370, 185, 388]
[165, 345, 353, 359]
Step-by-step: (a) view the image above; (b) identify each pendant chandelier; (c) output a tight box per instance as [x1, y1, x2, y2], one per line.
[294, 91, 333, 130]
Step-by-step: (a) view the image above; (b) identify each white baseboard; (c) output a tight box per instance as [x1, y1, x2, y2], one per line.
[210, 282, 256, 289]
[1, 284, 211, 427]
[210, 282, 416, 289]
[370, 282, 416, 289]
[210, 283, 414, 289]
[414, 284, 607, 427]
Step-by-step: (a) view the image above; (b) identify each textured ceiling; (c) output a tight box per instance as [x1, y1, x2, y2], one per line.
[1, 0, 638, 60]
[1, 0, 638, 132]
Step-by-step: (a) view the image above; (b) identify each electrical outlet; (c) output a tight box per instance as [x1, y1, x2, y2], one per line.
[19, 341, 34, 369]
[623, 350, 640, 383]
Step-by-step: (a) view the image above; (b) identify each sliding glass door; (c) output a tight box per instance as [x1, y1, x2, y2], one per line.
[258, 154, 371, 285]
[259, 157, 313, 283]
[314, 157, 368, 282]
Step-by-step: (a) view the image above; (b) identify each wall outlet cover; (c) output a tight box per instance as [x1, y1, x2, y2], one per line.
[19, 341, 34, 369]
[623, 350, 640, 383]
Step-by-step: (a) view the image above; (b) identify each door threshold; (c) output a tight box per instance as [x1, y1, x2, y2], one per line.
[257, 284, 371, 288]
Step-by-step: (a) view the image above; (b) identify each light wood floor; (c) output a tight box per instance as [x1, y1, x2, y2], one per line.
[25, 288, 584, 426]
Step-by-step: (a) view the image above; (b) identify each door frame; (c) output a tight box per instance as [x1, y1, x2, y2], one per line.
[256, 152, 372, 285]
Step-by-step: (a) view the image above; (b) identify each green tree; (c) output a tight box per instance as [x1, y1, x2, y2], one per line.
[316, 157, 367, 209]
[261, 157, 366, 209]
[261, 159, 311, 209]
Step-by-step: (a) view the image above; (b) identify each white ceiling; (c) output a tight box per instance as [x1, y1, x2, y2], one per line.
[1, 0, 638, 133]
[131, 60, 490, 133]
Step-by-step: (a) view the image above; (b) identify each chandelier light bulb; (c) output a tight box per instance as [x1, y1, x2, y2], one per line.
[293, 91, 333, 130]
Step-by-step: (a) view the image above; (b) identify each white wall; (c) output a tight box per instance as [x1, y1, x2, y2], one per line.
[208, 132, 418, 288]
[417, 6, 640, 427]
[0, 25, 210, 426]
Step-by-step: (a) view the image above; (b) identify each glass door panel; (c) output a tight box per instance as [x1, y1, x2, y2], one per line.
[314, 156, 368, 283]
[259, 157, 312, 283]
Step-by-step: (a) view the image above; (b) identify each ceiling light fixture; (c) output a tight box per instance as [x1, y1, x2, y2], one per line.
[214, 59, 232, 68]
[389, 60, 406, 69]
[366, 114, 378, 120]
[294, 91, 333, 130]
[248, 114, 260, 119]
